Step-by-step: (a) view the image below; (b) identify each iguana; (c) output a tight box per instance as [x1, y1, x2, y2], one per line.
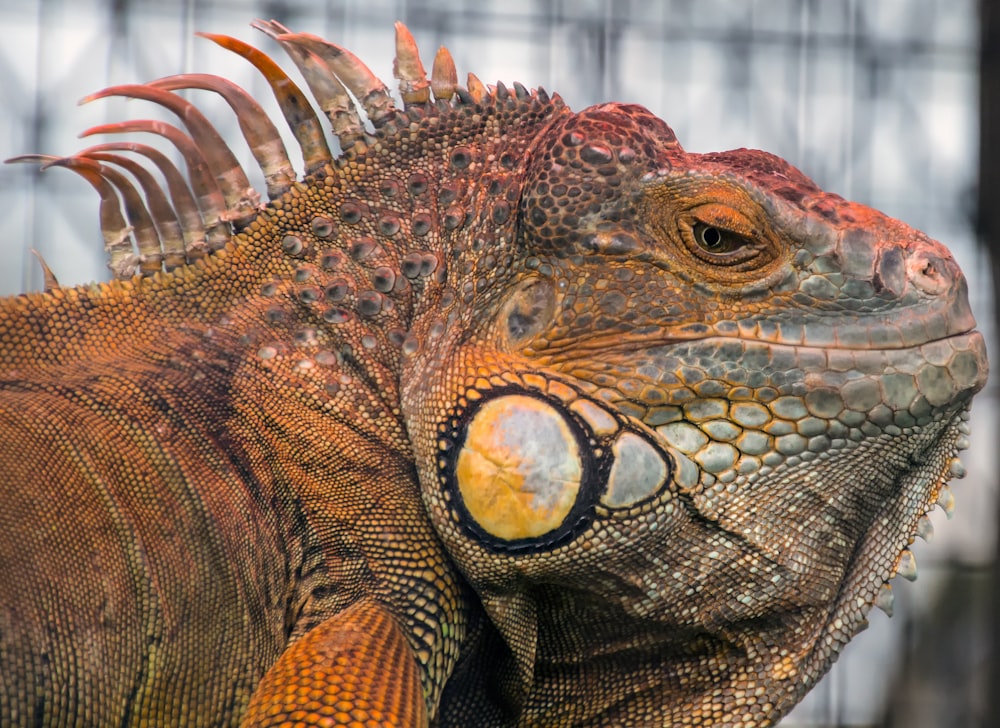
[0, 21, 988, 727]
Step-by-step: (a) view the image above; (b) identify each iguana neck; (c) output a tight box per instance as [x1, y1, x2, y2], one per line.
[0, 210, 290, 371]
[0, 88, 570, 375]
[520, 583, 823, 726]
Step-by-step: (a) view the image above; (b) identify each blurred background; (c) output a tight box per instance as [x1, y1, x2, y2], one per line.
[0, 1, 995, 726]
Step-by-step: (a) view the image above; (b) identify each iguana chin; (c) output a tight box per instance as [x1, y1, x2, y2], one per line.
[0, 20, 988, 727]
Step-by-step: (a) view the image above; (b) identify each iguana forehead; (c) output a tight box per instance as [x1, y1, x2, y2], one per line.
[519, 102, 857, 258]
[694, 149, 823, 198]
[692, 148, 894, 233]
[520, 102, 681, 248]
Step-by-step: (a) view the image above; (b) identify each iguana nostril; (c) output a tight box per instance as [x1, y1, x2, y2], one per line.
[908, 251, 949, 295]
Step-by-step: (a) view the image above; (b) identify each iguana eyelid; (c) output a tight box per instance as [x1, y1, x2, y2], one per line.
[686, 202, 758, 239]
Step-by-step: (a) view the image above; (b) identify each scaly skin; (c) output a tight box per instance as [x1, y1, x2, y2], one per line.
[0, 24, 988, 727]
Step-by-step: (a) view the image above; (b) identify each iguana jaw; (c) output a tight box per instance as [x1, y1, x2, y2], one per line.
[509, 399, 976, 726]
[411, 322, 986, 724]
[806, 403, 970, 630]
[645, 330, 985, 723]
[725, 401, 974, 724]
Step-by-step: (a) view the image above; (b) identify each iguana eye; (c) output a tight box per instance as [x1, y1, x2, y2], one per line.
[646, 188, 783, 277]
[678, 216, 769, 271]
[692, 222, 748, 255]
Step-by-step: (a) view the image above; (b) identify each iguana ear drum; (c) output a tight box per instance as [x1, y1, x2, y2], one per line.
[437, 388, 672, 552]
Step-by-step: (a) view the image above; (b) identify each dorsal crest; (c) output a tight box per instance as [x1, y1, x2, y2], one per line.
[5, 21, 564, 282]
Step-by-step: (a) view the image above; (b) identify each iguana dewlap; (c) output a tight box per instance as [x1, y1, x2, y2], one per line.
[0, 21, 988, 727]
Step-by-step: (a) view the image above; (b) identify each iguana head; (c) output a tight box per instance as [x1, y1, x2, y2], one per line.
[403, 98, 989, 723]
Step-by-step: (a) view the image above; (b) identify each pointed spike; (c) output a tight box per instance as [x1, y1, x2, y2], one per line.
[4, 154, 59, 179]
[895, 549, 918, 582]
[11, 154, 137, 276]
[916, 514, 935, 542]
[936, 485, 956, 518]
[431, 46, 458, 102]
[495, 80, 510, 101]
[82, 149, 187, 271]
[81, 120, 230, 251]
[251, 18, 293, 37]
[513, 81, 529, 100]
[454, 87, 473, 105]
[63, 155, 163, 276]
[536, 86, 550, 104]
[81, 84, 258, 228]
[875, 583, 894, 617]
[276, 31, 395, 128]
[30, 250, 60, 292]
[35, 156, 139, 278]
[393, 22, 430, 105]
[11, 154, 154, 278]
[77, 141, 209, 265]
[260, 29, 367, 147]
[5, 154, 58, 166]
[148, 73, 295, 199]
[466, 73, 487, 104]
[198, 32, 332, 174]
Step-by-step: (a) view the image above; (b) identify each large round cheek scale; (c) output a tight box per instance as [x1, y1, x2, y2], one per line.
[455, 394, 582, 540]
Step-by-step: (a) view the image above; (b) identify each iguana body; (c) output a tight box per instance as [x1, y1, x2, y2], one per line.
[0, 22, 988, 727]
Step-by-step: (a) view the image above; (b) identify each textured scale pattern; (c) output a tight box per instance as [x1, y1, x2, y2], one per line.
[0, 21, 989, 727]
[243, 599, 428, 727]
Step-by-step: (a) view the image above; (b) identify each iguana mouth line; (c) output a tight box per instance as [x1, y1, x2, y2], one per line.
[539, 327, 982, 356]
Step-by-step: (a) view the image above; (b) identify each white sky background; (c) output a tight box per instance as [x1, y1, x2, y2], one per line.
[0, 1, 993, 725]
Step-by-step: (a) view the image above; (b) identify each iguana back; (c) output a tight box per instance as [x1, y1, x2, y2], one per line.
[0, 21, 989, 727]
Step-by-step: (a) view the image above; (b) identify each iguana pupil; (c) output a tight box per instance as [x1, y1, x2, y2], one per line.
[693, 220, 749, 256]
[698, 223, 723, 249]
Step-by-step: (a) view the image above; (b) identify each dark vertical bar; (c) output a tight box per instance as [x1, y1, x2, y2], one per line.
[976, 2, 1000, 724]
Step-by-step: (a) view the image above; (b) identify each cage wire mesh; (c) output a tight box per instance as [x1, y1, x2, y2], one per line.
[0, 1, 994, 726]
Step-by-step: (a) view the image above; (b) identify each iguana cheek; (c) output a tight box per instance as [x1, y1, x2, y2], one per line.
[455, 395, 582, 540]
